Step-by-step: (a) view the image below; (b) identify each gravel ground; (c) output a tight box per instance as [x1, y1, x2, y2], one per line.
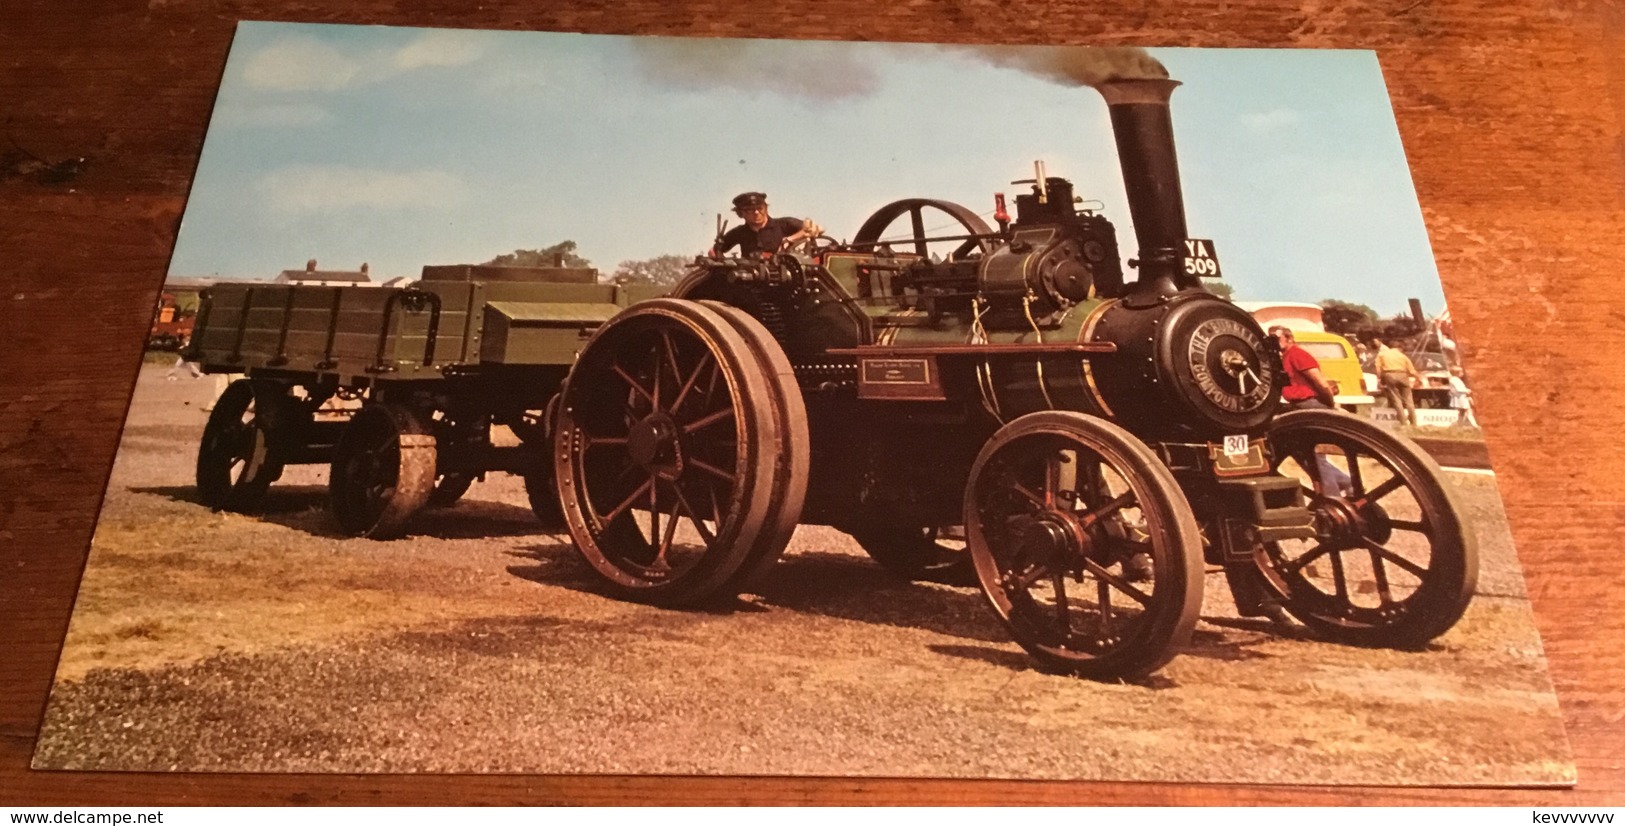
[31, 365, 1575, 784]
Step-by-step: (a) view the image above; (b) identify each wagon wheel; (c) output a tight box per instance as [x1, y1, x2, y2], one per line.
[698, 301, 810, 592]
[1257, 409, 1478, 647]
[196, 379, 289, 512]
[851, 521, 976, 586]
[428, 473, 474, 508]
[427, 411, 479, 509]
[517, 394, 565, 528]
[967, 411, 1204, 680]
[328, 402, 437, 539]
[851, 198, 996, 261]
[524, 464, 565, 529]
[554, 299, 793, 606]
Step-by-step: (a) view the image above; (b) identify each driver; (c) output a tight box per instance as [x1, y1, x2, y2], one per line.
[713, 191, 822, 256]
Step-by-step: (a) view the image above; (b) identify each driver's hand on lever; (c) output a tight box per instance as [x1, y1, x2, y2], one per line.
[778, 219, 824, 252]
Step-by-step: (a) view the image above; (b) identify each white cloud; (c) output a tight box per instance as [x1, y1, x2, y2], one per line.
[212, 102, 330, 129]
[477, 65, 552, 96]
[240, 31, 489, 94]
[1240, 108, 1302, 134]
[394, 30, 486, 70]
[241, 38, 363, 91]
[258, 165, 470, 215]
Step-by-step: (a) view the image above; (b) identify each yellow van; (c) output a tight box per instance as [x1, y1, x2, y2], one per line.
[1289, 330, 1375, 413]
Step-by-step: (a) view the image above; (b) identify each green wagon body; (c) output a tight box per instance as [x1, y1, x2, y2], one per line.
[191, 265, 663, 381]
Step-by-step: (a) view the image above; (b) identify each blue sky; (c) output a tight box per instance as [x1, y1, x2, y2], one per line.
[169, 24, 1447, 317]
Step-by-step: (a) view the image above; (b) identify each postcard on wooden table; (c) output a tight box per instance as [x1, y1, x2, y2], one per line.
[34, 22, 1574, 784]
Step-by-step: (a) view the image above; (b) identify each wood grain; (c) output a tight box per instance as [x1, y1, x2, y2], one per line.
[4, 0, 1623, 805]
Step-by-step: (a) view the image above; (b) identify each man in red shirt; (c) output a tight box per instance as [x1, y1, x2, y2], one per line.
[1269, 325, 1337, 410]
[1269, 326, 1352, 497]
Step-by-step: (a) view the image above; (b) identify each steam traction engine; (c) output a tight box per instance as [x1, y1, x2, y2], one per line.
[554, 77, 1476, 679]
[188, 77, 1477, 680]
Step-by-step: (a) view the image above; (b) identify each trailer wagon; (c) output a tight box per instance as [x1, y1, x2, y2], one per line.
[188, 264, 662, 538]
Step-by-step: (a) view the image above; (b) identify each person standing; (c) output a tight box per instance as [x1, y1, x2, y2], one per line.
[1372, 337, 1421, 427]
[1448, 365, 1478, 428]
[713, 192, 822, 256]
[1270, 326, 1353, 496]
[166, 353, 203, 381]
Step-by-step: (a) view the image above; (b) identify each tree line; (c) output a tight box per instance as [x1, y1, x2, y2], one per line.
[1319, 299, 1430, 345]
[482, 241, 693, 287]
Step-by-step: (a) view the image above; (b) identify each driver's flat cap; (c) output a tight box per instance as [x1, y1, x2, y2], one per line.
[731, 191, 767, 209]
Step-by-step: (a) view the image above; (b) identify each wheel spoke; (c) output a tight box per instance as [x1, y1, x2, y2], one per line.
[1388, 518, 1430, 534]
[702, 354, 722, 406]
[1279, 541, 1334, 576]
[1342, 443, 1366, 493]
[1367, 542, 1395, 604]
[1007, 565, 1046, 591]
[910, 206, 927, 258]
[1360, 537, 1430, 579]
[1010, 480, 1046, 511]
[1329, 547, 1349, 600]
[707, 479, 723, 526]
[669, 482, 718, 547]
[682, 407, 735, 434]
[648, 477, 660, 547]
[1078, 491, 1135, 528]
[654, 485, 681, 569]
[1081, 559, 1153, 607]
[1008, 563, 1051, 590]
[1358, 475, 1405, 506]
[654, 331, 676, 411]
[1051, 572, 1072, 634]
[1043, 454, 1061, 507]
[611, 362, 656, 408]
[670, 353, 713, 414]
[688, 456, 737, 484]
[1097, 576, 1113, 637]
[598, 477, 654, 526]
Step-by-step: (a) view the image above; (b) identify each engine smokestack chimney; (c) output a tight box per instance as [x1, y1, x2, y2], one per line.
[1095, 78, 1192, 301]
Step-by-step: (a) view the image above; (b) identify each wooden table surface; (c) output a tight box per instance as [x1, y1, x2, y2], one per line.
[3, 0, 1622, 806]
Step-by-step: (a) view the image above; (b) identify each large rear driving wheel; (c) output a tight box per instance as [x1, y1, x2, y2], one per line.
[554, 299, 792, 606]
[699, 301, 810, 593]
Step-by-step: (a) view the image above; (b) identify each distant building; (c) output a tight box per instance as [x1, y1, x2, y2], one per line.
[275, 259, 373, 286]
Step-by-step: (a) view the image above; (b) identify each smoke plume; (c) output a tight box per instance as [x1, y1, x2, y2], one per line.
[945, 45, 1169, 88]
[626, 39, 1167, 102]
[627, 38, 882, 102]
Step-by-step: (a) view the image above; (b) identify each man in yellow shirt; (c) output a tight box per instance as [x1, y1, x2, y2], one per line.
[1372, 338, 1421, 427]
